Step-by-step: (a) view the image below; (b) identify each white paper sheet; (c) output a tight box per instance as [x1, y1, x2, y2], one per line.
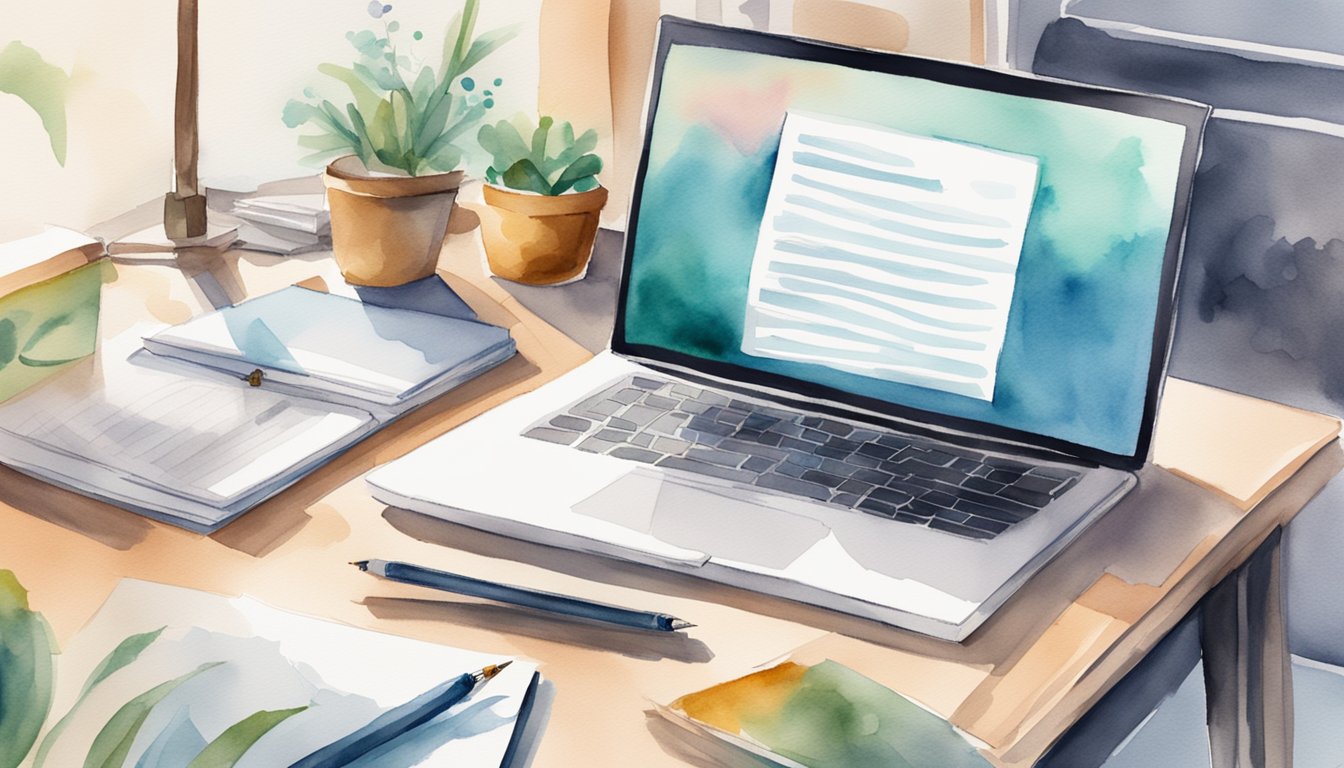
[742, 112, 1040, 401]
[37, 580, 538, 768]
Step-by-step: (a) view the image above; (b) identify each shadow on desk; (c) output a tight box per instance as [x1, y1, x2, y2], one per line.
[361, 596, 713, 664]
[381, 445, 1341, 670]
[0, 464, 155, 550]
[206, 352, 543, 558]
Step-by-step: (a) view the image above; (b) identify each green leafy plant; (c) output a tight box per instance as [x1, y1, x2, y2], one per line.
[478, 115, 603, 196]
[0, 570, 56, 768]
[283, 0, 516, 176]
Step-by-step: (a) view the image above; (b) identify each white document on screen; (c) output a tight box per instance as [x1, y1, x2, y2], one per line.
[742, 111, 1040, 402]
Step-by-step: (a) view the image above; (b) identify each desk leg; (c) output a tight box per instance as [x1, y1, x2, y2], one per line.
[1201, 527, 1293, 768]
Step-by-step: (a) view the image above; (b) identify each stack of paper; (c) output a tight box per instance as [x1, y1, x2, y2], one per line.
[0, 285, 516, 531]
[231, 194, 331, 255]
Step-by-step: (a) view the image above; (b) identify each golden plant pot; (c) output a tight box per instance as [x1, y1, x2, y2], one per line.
[322, 156, 465, 287]
[479, 184, 608, 285]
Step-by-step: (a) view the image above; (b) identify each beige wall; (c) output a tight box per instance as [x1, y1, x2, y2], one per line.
[3, 0, 984, 242]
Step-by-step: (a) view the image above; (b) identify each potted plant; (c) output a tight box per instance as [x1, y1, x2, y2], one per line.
[282, 0, 515, 286]
[476, 115, 607, 285]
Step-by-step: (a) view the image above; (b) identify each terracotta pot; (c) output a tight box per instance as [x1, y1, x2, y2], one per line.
[322, 156, 465, 286]
[479, 184, 608, 285]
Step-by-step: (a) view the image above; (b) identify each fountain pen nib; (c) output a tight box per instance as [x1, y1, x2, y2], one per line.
[477, 660, 513, 682]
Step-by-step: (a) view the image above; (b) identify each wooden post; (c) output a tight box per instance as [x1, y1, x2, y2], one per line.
[164, 0, 207, 239]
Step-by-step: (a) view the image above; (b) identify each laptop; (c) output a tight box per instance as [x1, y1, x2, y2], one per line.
[367, 18, 1208, 641]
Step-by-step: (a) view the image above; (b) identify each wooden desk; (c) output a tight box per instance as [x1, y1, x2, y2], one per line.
[0, 212, 1337, 767]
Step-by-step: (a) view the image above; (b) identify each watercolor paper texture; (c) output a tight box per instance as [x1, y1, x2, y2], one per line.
[743, 111, 1039, 401]
[35, 579, 536, 767]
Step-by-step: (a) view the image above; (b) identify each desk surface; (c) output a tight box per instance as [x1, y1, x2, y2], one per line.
[1, 202, 1340, 767]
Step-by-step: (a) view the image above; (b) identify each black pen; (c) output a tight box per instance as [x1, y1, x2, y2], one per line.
[353, 559, 694, 632]
[288, 661, 511, 768]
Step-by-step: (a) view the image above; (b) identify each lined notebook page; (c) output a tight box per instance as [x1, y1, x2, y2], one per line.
[743, 112, 1040, 401]
[0, 325, 371, 505]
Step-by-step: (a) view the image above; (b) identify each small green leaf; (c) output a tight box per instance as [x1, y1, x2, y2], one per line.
[502, 159, 552, 195]
[0, 570, 56, 768]
[82, 662, 224, 768]
[530, 116, 553, 170]
[316, 63, 380, 118]
[33, 627, 166, 768]
[185, 706, 308, 768]
[550, 153, 603, 196]
[0, 318, 18, 368]
[457, 25, 519, 75]
[0, 42, 70, 165]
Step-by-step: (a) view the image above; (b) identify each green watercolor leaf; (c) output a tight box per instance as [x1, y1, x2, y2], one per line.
[185, 706, 307, 768]
[33, 627, 166, 768]
[17, 312, 82, 368]
[82, 661, 224, 768]
[0, 41, 71, 165]
[0, 570, 56, 768]
[81, 627, 167, 698]
[316, 63, 380, 119]
[0, 318, 18, 369]
[502, 159, 552, 196]
[550, 153, 603, 196]
[457, 25, 519, 77]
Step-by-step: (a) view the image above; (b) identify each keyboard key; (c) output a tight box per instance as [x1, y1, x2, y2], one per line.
[657, 456, 755, 483]
[1013, 473, 1065, 495]
[718, 438, 787, 462]
[962, 476, 1005, 494]
[611, 446, 661, 463]
[867, 487, 914, 507]
[550, 415, 592, 432]
[742, 456, 777, 473]
[929, 518, 994, 540]
[686, 446, 749, 468]
[999, 484, 1053, 509]
[800, 469, 847, 488]
[644, 394, 680, 410]
[858, 497, 900, 518]
[525, 427, 579, 445]
[756, 473, 830, 501]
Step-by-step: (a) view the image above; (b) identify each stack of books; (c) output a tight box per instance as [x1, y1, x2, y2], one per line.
[230, 193, 331, 255]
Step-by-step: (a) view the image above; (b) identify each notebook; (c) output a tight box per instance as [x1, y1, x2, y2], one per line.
[21, 578, 540, 768]
[366, 19, 1209, 640]
[660, 659, 989, 768]
[0, 285, 515, 531]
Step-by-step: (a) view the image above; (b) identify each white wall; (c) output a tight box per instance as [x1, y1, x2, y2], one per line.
[1, 1, 542, 241]
[198, 0, 541, 190]
[2, 3, 176, 241]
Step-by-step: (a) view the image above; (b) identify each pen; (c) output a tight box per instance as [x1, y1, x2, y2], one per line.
[353, 559, 694, 632]
[287, 661, 511, 768]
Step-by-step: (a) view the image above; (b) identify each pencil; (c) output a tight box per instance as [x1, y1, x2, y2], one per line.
[287, 661, 511, 768]
[353, 559, 694, 632]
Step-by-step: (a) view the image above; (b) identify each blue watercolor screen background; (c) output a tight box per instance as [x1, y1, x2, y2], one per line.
[624, 45, 1189, 457]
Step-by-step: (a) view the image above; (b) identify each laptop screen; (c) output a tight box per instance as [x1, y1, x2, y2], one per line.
[614, 19, 1207, 469]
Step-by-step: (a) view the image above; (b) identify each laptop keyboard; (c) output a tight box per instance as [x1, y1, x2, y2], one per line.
[523, 374, 1081, 541]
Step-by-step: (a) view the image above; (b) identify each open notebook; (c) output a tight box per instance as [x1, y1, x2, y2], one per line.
[30, 579, 540, 768]
[0, 286, 515, 531]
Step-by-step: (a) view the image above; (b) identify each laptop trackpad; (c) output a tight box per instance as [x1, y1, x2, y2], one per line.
[572, 470, 829, 570]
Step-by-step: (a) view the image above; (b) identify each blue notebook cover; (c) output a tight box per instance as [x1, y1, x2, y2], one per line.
[142, 286, 516, 407]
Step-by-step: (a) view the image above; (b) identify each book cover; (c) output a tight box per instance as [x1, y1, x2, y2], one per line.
[142, 285, 516, 407]
[663, 660, 990, 768]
